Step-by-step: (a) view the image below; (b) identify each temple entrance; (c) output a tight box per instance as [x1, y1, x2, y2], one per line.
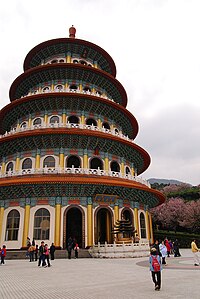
[66, 207, 83, 248]
[96, 208, 112, 244]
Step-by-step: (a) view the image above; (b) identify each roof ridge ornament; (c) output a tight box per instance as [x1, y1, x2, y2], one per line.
[69, 25, 76, 38]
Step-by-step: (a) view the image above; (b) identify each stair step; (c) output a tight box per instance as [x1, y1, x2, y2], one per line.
[6, 249, 92, 260]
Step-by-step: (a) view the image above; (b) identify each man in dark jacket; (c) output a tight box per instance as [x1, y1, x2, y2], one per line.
[50, 243, 56, 260]
[38, 241, 46, 267]
[67, 237, 74, 259]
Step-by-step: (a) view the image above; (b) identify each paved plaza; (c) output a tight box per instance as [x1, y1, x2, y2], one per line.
[0, 249, 200, 299]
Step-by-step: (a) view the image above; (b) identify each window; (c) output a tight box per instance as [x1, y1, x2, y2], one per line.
[86, 118, 97, 126]
[125, 166, 131, 175]
[90, 157, 103, 170]
[33, 208, 50, 240]
[80, 60, 87, 65]
[50, 116, 59, 124]
[66, 155, 81, 168]
[83, 87, 91, 93]
[55, 84, 63, 91]
[6, 162, 14, 172]
[69, 85, 77, 90]
[22, 158, 32, 169]
[43, 156, 55, 168]
[102, 122, 110, 130]
[68, 115, 79, 124]
[140, 213, 146, 238]
[43, 86, 50, 92]
[115, 128, 119, 134]
[5, 210, 20, 241]
[33, 118, 42, 125]
[20, 122, 27, 128]
[110, 161, 120, 172]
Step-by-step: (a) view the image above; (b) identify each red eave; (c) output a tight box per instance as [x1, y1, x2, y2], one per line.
[0, 174, 165, 206]
[9, 64, 127, 107]
[23, 38, 117, 77]
[0, 93, 138, 138]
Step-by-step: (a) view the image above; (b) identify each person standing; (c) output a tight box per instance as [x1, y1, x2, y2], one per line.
[164, 238, 171, 257]
[50, 243, 56, 260]
[191, 239, 200, 266]
[26, 237, 31, 258]
[44, 244, 51, 267]
[74, 242, 79, 259]
[159, 240, 167, 265]
[28, 244, 35, 262]
[38, 241, 46, 267]
[153, 240, 162, 257]
[35, 244, 38, 261]
[67, 237, 73, 259]
[173, 239, 181, 257]
[1, 245, 7, 265]
[32, 238, 36, 246]
[149, 247, 162, 291]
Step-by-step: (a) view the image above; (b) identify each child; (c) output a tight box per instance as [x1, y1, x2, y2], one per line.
[149, 247, 162, 291]
[74, 242, 79, 259]
[1, 245, 7, 265]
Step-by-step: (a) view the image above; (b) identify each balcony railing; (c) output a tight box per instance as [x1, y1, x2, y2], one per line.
[0, 123, 134, 144]
[0, 166, 151, 188]
[21, 87, 117, 103]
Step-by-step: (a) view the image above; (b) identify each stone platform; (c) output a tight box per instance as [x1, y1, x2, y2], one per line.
[0, 249, 200, 299]
[89, 241, 150, 258]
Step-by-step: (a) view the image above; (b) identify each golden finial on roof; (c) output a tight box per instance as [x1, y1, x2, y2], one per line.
[69, 25, 76, 38]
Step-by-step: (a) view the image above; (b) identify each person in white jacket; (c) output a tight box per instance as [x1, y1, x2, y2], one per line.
[159, 241, 167, 265]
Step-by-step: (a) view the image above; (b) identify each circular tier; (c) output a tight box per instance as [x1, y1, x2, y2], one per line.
[0, 129, 150, 174]
[0, 174, 165, 207]
[9, 64, 127, 106]
[0, 93, 138, 138]
[23, 38, 116, 76]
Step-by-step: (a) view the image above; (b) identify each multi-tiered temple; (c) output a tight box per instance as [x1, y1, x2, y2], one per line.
[0, 27, 165, 250]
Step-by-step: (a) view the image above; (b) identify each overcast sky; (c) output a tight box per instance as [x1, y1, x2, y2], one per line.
[0, 0, 199, 186]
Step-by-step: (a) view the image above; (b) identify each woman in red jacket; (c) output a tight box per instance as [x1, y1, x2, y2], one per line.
[164, 238, 171, 257]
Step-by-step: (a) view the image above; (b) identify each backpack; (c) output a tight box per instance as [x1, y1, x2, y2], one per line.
[1, 249, 5, 256]
[152, 255, 160, 272]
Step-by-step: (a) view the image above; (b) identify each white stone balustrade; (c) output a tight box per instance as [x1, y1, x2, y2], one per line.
[89, 241, 150, 258]
[0, 122, 134, 144]
[0, 166, 150, 187]
[21, 87, 116, 103]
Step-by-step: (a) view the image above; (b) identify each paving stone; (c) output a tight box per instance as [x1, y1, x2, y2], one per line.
[0, 249, 200, 299]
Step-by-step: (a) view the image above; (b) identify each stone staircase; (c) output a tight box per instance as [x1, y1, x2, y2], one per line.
[6, 249, 92, 260]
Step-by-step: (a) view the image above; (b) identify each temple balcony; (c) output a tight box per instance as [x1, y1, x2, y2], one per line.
[0, 165, 151, 188]
[0, 122, 134, 144]
[21, 87, 116, 103]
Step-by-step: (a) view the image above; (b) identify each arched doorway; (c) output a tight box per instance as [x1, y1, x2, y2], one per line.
[65, 207, 83, 248]
[95, 208, 113, 244]
[66, 155, 81, 168]
[90, 157, 103, 170]
[86, 118, 97, 126]
[110, 161, 120, 172]
[68, 115, 79, 124]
